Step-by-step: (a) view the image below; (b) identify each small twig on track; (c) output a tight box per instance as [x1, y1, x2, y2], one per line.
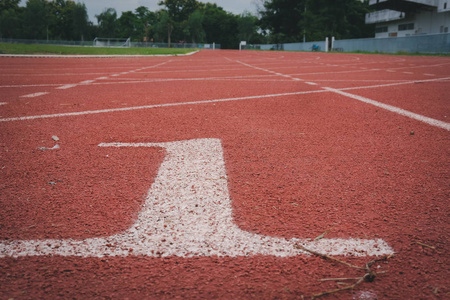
[314, 229, 332, 241]
[311, 277, 365, 299]
[412, 241, 436, 250]
[295, 244, 365, 270]
[319, 277, 363, 282]
[295, 244, 394, 299]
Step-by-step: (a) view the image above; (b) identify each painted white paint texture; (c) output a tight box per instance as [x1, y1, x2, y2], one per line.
[20, 92, 49, 98]
[0, 139, 394, 258]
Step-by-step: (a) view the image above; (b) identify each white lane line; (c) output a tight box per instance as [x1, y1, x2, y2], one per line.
[233, 53, 450, 131]
[305, 82, 318, 86]
[0, 74, 279, 88]
[1, 77, 449, 123]
[0, 51, 199, 58]
[79, 80, 95, 84]
[424, 74, 435, 76]
[324, 87, 450, 131]
[0, 72, 109, 77]
[234, 60, 307, 83]
[0, 90, 328, 122]
[55, 61, 172, 90]
[56, 84, 78, 90]
[0, 84, 62, 88]
[0, 102, 6, 105]
[20, 92, 49, 98]
[338, 76, 450, 91]
[0, 138, 394, 258]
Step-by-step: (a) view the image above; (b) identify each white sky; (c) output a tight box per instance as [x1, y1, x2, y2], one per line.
[84, 0, 257, 24]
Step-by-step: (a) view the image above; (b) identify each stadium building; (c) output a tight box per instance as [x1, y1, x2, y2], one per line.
[366, 0, 450, 38]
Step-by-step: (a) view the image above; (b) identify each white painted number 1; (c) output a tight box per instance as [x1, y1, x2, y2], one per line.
[0, 139, 393, 258]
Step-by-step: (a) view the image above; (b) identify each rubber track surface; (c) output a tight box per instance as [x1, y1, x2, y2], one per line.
[0, 50, 449, 299]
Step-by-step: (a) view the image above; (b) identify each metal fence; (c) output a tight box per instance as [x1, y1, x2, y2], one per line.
[333, 33, 450, 54]
[0, 38, 91, 46]
[131, 42, 220, 49]
[0, 38, 220, 50]
[3, 34, 449, 53]
[248, 40, 326, 52]
[248, 33, 449, 54]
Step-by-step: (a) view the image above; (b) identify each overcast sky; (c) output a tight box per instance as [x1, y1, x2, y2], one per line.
[83, 0, 257, 24]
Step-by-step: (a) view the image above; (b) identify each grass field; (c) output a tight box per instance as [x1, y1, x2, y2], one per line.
[0, 42, 196, 55]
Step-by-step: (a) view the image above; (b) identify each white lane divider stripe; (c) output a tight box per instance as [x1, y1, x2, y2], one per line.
[0, 138, 394, 258]
[0, 89, 328, 122]
[20, 92, 49, 98]
[56, 84, 78, 90]
[324, 87, 450, 131]
[54, 61, 171, 91]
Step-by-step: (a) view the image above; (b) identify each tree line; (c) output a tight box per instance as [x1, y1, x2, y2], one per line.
[0, 0, 374, 49]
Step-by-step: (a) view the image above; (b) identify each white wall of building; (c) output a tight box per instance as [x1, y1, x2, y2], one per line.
[372, 2, 450, 38]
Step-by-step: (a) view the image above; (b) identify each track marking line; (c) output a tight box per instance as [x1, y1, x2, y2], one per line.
[0, 51, 198, 58]
[0, 72, 109, 77]
[0, 138, 394, 258]
[0, 90, 328, 122]
[56, 84, 78, 90]
[337, 76, 450, 91]
[0, 84, 62, 88]
[233, 59, 306, 82]
[0, 102, 6, 105]
[20, 92, 49, 98]
[79, 80, 95, 84]
[52, 61, 172, 92]
[323, 87, 450, 131]
[229, 58, 450, 131]
[1, 77, 449, 123]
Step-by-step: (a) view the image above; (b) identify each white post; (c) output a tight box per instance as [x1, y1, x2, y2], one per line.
[331, 36, 335, 51]
[213, 42, 215, 50]
[240, 41, 246, 51]
[325, 37, 329, 52]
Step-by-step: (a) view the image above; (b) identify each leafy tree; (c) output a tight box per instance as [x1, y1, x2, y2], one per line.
[72, 2, 89, 41]
[158, 0, 203, 43]
[304, 0, 373, 40]
[155, 10, 174, 46]
[259, 0, 305, 42]
[134, 6, 157, 42]
[0, 0, 21, 12]
[185, 9, 205, 43]
[201, 3, 238, 49]
[23, 0, 49, 39]
[118, 11, 138, 39]
[96, 8, 117, 37]
[260, 0, 373, 42]
[237, 12, 259, 43]
[0, 0, 22, 38]
[158, 0, 198, 23]
[47, 0, 75, 40]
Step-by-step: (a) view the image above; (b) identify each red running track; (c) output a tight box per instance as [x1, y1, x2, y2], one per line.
[0, 50, 449, 299]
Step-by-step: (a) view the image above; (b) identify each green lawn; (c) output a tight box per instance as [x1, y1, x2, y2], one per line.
[0, 43, 197, 55]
